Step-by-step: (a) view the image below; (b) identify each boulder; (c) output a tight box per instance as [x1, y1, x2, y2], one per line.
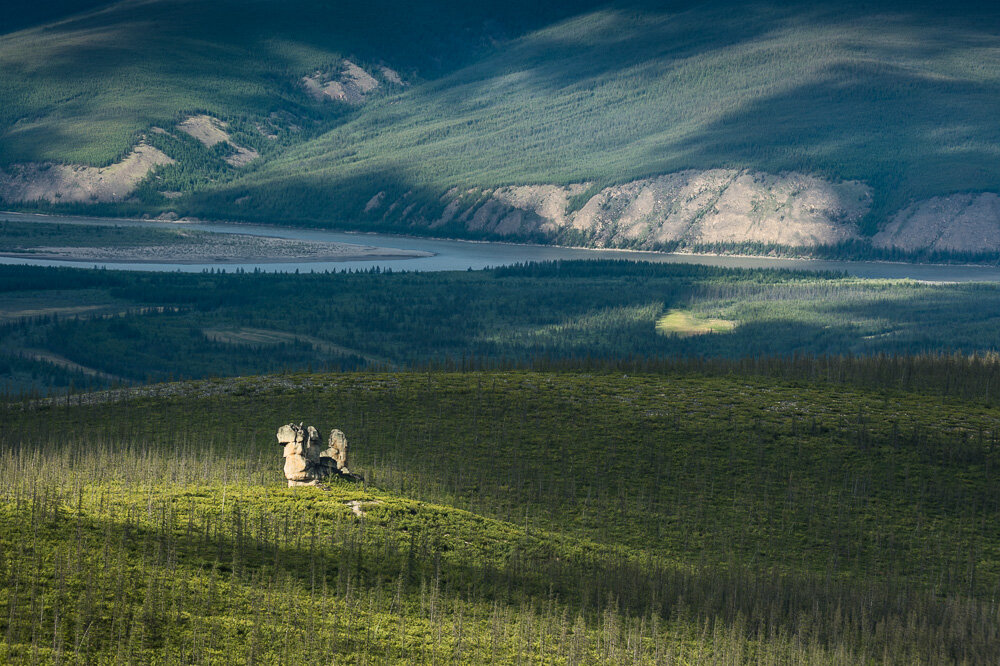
[278, 423, 312, 485]
[276, 423, 360, 486]
[326, 429, 349, 472]
[276, 423, 299, 444]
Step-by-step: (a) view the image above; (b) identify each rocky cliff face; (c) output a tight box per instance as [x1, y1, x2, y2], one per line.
[368, 169, 873, 250]
[874, 193, 1000, 253]
[0, 144, 173, 204]
[367, 171, 1000, 255]
[301, 59, 404, 105]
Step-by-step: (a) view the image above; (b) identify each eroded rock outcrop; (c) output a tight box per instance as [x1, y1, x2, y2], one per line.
[873, 193, 1000, 253]
[177, 115, 259, 167]
[368, 169, 872, 250]
[0, 144, 174, 204]
[277, 423, 359, 487]
[301, 60, 403, 105]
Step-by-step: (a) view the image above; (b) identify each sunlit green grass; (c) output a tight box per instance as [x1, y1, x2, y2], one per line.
[655, 309, 737, 337]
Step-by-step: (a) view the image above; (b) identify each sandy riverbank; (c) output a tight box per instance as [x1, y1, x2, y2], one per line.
[0, 234, 434, 264]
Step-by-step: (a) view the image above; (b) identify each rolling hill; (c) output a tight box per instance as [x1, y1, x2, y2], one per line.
[2, 368, 999, 662]
[2, 1, 1000, 258]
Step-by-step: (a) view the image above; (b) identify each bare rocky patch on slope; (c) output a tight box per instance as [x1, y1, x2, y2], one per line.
[874, 194, 1000, 253]
[0, 144, 173, 204]
[177, 115, 259, 167]
[302, 60, 403, 104]
[368, 170, 872, 250]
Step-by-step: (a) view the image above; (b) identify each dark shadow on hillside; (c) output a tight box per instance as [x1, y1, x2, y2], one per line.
[812, 284, 1000, 353]
[191, 163, 428, 230]
[40, 0, 613, 76]
[664, 319, 864, 357]
[662, 60, 1000, 194]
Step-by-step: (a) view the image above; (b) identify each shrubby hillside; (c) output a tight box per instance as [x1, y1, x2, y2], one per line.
[2, 368, 999, 662]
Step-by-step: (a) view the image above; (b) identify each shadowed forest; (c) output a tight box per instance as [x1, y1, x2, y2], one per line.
[6, 260, 1000, 394]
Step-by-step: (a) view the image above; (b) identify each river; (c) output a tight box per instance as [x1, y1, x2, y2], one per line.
[3, 211, 1000, 282]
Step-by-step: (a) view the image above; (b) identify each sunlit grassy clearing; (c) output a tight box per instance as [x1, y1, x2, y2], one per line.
[656, 309, 737, 337]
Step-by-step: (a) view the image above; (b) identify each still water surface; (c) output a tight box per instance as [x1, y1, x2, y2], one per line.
[3, 212, 1000, 282]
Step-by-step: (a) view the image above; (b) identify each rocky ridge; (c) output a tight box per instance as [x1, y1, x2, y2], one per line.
[0, 144, 173, 204]
[177, 115, 259, 167]
[367, 170, 872, 250]
[301, 60, 404, 105]
[874, 193, 1000, 253]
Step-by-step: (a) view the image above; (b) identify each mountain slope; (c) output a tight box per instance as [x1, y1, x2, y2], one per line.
[205, 2, 1000, 239]
[3, 1, 1000, 257]
[0, 0, 599, 164]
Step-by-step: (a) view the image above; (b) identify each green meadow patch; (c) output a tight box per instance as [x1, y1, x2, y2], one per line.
[655, 309, 737, 337]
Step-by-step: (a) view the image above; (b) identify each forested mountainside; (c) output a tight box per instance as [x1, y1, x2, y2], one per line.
[3, 1, 1000, 259]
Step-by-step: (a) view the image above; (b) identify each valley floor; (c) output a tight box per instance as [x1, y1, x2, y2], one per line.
[0, 216, 432, 264]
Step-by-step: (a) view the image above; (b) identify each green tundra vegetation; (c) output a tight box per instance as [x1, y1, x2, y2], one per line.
[8, 259, 1000, 395]
[656, 309, 737, 337]
[1, 368, 999, 662]
[2, 1, 1000, 252]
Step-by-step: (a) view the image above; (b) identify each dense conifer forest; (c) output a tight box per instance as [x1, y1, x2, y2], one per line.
[3, 1, 1000, 258]
[6, 260, 1000, 394]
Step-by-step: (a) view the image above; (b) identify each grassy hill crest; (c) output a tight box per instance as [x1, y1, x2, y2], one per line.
[2, 367, 999, 661]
